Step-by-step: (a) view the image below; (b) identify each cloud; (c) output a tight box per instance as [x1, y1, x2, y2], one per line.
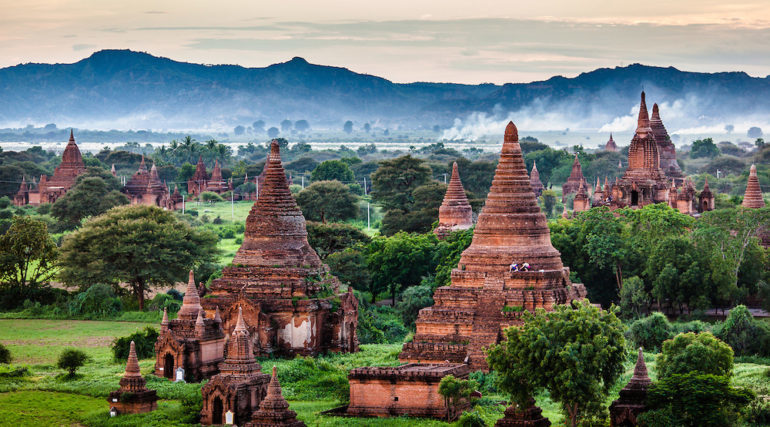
[72, 44, 96, 51]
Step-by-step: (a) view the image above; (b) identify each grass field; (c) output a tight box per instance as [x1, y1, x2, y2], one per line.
[0, 318, 768, 426]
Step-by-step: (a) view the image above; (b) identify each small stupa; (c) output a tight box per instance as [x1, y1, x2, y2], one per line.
[609, 349, 652, 426]
[529, 161, 545, 196]
[434, 162, 474, 238]
[605, 133, 618, 152]
[495, 397, 551, 427]
[742, 164, 766, 208]
[108, 341, 158, 414]
[247, 366, 306, 427]
[562, 153, 587, 200]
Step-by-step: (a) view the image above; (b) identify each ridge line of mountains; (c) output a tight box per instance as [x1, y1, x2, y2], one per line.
[1, 49, 769, 133]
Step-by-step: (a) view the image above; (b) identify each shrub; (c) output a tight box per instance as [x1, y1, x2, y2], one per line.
[220, 228, 235, 239]
[148, 293, 182, 313]
[438, 374, 479, 421]
[714, 305, 770, 357]
[111, 327, 159, 361]
[626, 312, 673, 351]
[180, 386, 203, 424]
[212, 215, 223, 224]
[67, 284, 122, 318]
[199, 191, 223, 202]
[457, 410, 486, 427]
[0, 343, 11, 364]
[395, 284, 434, 327]
[656, 332, 734, 379]
[57, 348, 89, 377]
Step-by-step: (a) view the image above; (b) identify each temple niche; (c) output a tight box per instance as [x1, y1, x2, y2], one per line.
[561, 154, 588, 201]
[200, 308, 270, 426]
[108, 341, 158, 415]
[434, 162, 474, 239]
[201, 140, 359, 357]
[154, 271, 226, 382]
[400, 122, 587, 371]
[609, 349, 652, 426]
[14, 130, 85, 206]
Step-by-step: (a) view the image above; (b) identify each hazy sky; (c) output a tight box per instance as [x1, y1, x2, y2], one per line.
[3, 0, 770, 83]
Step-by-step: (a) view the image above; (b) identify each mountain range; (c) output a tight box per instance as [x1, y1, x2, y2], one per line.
[1, 49, 769, 135]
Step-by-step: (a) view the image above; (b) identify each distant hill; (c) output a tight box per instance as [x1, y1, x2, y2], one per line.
[1, 49, 769, 133]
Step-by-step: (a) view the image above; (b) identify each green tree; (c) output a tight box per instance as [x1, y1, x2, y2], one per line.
[539, 189, 557, 218]
[371, 155, 432, 211]
[51, 176, 129, 229]
[438, 375, 479, 421]
[311, 160, 355, 183]
[715, 305, 770, 357]
[58, 205, 219, 309]
[656, 332, 734, 379]
[640, 373, 754, 426]
[689, 137, 720, 158]
[0, 216, 58, 299]
[57, 348, 89, 377]
[305, 221, 370, 258]
[619, 276, 649, 318]
[365, 232, 438, 305]
[487, 301, 627, 427]
[643, 236, 707, 314]
[626, 312, 673, 351]
[395, 284, 434, 327]
[325, 249, 371, 296]
[296, 181, 358, 223]
[381, 181, 446, 235]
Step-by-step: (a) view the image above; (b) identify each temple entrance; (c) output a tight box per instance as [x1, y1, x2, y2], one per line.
[702, 200, 709, 211]
[212, 396, 223, 425]
[163, 353, 174, 379]
[630, 191, 639, 206]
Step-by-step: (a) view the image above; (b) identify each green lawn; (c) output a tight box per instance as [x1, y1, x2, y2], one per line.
[0, 318, 767, 426]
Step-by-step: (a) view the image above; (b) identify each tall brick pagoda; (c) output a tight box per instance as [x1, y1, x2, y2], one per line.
[650, 103, 684, 182]
[609, 349, 652, 426]
[247, 366, 306, 427]
[14, 130, 85, 206]
[201, 140, 359, 357]
[154, 271, 226, 382]
[529, 161, 544, 196]
[201, 307, 270, 426]
[434, 162, 474, 239]
[561, 153, 587, 200]
[108, 341, 158, 414]
[742, 164, 765, 208]
[400, 122, 587, 371]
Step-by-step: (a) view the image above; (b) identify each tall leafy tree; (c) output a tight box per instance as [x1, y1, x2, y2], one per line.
[296, 181, 358, 223]
[371, 155, 434, 235]
[365, 232, 438, 305]
[52, 176, 129, 229]
[311, 160, 355, 183]
[487, 302, 627, 427]
[0, 216, 58, 298]
[58, 205, 219, 309]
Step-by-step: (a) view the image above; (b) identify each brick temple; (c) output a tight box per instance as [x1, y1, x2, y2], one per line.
[589, 92, 712, 215]
[201, 140, 359, 357]
[205, 159, 230, 194]
[13, 130, 85, 206]
[201, 308, 270, 425]
[609, 349, 652, 426]
[108, 341, 158, 415]
[154, 271, 226, 382]
[123, 157, 181, 209]
[346, 363, 471, 420]
[561, 154, 588, 201]
[742, 164, 765, 208]
[529, 161, 544, 196]
[604, 133, 618, 152]
[400, 122, 587, 371]
[434, 162, 473, 239]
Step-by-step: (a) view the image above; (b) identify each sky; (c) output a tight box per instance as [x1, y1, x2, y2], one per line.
[2, 0, 770, 84]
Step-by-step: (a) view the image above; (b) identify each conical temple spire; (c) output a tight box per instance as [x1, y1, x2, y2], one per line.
[742, 164, 766, 208]
[435, 162, 473, 237]
[456, 121, 566, 276]
[69, 129, 74, 142]
[234, 306, 247, 333]
[161, 307, 169, 328]
[125, 341, 142, 377]
[629, 348, 651, 387]
[177, 270, 203, 319]
[139, 155, 147, 172]
[636, 91, 651, 135]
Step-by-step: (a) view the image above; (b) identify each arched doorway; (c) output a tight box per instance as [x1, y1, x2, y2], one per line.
[212, 396, 223, 425]
[631, 191, 639, 206]
[164, 353, 174, 379]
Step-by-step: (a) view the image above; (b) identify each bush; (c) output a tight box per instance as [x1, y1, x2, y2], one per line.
[212, 215, 223, 224]
[57, 348, 89, 377]
[0, 343, 11, 364]
[626, 313, 673, 351]
[111, 327, 159, 361]
[657, 332, 734, 379]
[68, 284, 122, 318]
[199, 192, 223, 202]
[457, 410, 486, 427]
[148, 293, 181, 314]
[395, 284, 434, 327]
[180, 386, 203, 424]
[714, 305, 770, 357]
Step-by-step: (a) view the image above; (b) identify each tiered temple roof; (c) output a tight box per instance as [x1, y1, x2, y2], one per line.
[206, 160, 229, 193]
[188, 156, 209, 196]
[562, 154, 587, 199]
[248, 366, 305, 427]
[48, 130, 87, 187]
[108, 341, 158, 414]
[650, 103, 683, 181]
[609, 349, 652, 426]
[434, 162, 474, 238]
[401, 122, 587, 371]
[123, 156, 150, 196]
[742, 164, 766, 208]
[605, 133, 618, 152]
[202, 140, 358, 356]
[529, 161, 544, 196]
